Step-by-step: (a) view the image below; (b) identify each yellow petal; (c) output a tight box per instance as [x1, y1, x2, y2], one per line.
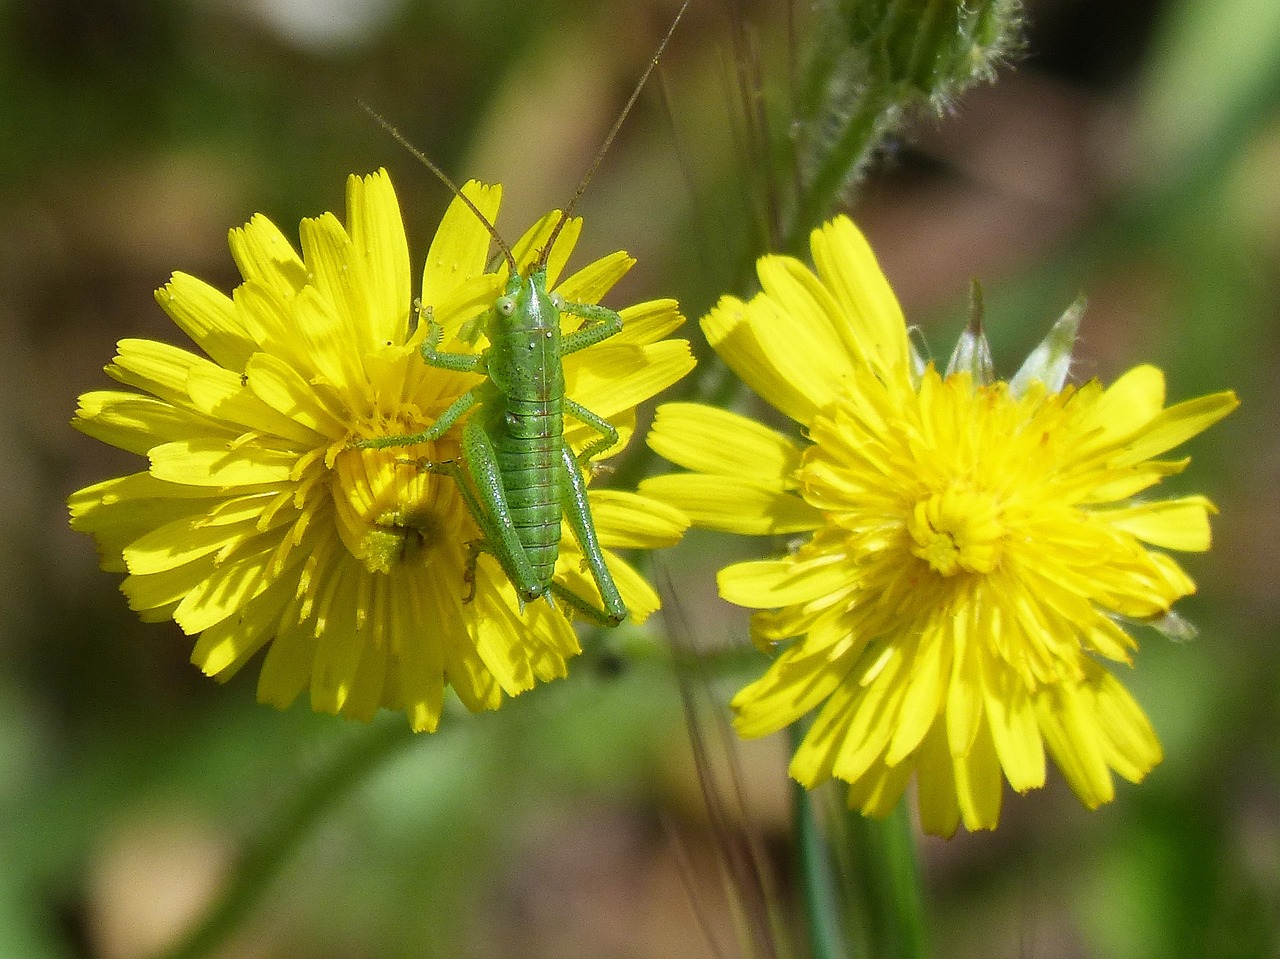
[308, 564, 366, 712]
[587, 490, 688, 549]
[257, 617, 318, 710]
[187, 363, 322, 446]
[742, 642, 849, 742]
[953, 722, 1003, 831]
[1081, 461, 1186, 503]
[647, 402, 803, 483]
[73, 391, 219, 455]
[756, 255, 849, 360]
[554, 250, 634, 305]
[1035, 680, 1114, 809]
[1091, 670, 1162, 783]
[300, 211, 371, 341]
[719, 552, 855, 609]
[107, 338, 206, 408]
[124, 512, 269, 575]
[984, 666, 1046, 793]
[886, 624, 947, 764]
[336, 633, 389, 723]
[190, 581, 285, 678]
[1084, 364, 1166, 441]
[173, 542, 286, 634]
[422, 181, 503, 306]
[389, 574, 447, 732]
[846, 756, 914, 819]
[1112, 390, 1239, 467]
[944, 604, 983, 758]
[470, 559, 576, 691]
[155, 272, 256, 371]
[615, 299, 685, 346]
[228, 213, 307, 298]
[346, 170, 411, 348]
[915, 723, 962, 837]
[148, 438, 296, 486]
[639, 474, 820, 535]
[565, 407, 634, 462]
[290, 285, 364, 395]
[1092, 496, 1216, 551]
[69, 472, 224, 529]
[605, 552, 662, 623]
[740, 287, 855, 419]
[245, 352, 349, 439]
[426, 275, 505, 346]
[233, 281, 316, 377]
[756, 253, 883, 395]
[732, 644, 853, 739]
[565, 340, 695, 418]
[702, 295, 821, 426]
[830, 661, 907, 784]
[809, 216, 911, 380]
[121, 560, 213, 617]
[512, 211, 580, 287]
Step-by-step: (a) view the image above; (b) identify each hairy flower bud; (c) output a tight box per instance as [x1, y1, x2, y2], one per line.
[840, 0, 1021, 104]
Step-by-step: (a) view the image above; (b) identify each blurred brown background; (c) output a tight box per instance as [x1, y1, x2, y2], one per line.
[2, 0, 1276, 956]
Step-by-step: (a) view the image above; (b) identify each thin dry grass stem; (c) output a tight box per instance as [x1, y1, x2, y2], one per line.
[661, 816, 735, 959]
[714, 3, 766, 262]
[661, 572, 788, 959]
[784, 0, 804, 214]
[655, 66, 718, 287]
[724, 0, 781, 253]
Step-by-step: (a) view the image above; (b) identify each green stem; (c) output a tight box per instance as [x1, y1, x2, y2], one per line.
[787, 90, 897, 256]
[847, 799, 929, 959]
[152, 720, 416, 959]
[791, 728, 851, 959]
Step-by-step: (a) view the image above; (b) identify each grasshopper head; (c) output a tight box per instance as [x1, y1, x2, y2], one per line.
[491, 267, 562, 334]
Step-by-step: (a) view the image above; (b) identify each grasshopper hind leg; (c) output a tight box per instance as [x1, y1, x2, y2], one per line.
[550, 580, 624, 627]
[557, 444, 627, 627]
[437, 422, 551, 608]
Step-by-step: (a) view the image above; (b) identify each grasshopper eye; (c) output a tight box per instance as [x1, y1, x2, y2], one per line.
[550, 292, 566, 311]
[496, 295, 516, 316]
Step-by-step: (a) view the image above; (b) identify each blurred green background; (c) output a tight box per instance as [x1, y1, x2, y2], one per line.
[3, 0, 1277, 956]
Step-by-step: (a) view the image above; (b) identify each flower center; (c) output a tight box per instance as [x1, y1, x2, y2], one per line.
[329, 433, 462, 575]
[907, 482, 1005, 576]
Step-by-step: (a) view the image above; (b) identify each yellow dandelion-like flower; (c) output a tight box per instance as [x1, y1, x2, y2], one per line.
[643, 215, 1238, 836]
[70, 169, 692, 732]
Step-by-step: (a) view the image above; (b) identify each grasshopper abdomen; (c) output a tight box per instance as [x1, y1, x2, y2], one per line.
[492, 399, 562, 593]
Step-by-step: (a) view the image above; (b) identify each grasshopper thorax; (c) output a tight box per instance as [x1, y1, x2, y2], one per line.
[482, 266, 566, 399]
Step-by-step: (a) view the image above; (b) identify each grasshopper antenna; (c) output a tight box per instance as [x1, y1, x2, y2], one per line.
[360, 101, 518, 274]
[538, 0, 692, 267]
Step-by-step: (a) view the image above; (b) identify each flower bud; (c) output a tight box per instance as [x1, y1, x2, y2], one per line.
[839, 0, 1022, 105]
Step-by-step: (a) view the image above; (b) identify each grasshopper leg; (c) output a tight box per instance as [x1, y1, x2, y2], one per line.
[565, 398, 620, 467]
[560, 301, 622, 355]
[557, 444, 627, 626]
[352, 386, 482, 451]
[439, 421, 547, 606]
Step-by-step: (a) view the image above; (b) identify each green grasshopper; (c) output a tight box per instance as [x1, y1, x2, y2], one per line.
[356, 234, 629, 625]
[356, 1, 689, 626]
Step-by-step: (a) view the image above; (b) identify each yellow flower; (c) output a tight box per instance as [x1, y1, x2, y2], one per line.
[643, 215, 1237, 836]
[70, 169, 692, 732]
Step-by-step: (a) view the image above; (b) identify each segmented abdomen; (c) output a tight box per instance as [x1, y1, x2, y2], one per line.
[494, 394, 563, 588]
